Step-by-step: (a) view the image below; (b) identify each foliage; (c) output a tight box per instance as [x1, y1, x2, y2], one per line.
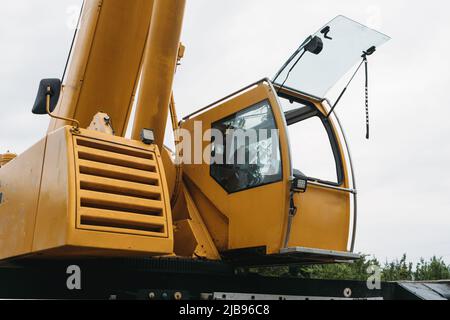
[252, 254, 450, 281]
[382, 254, 414, 281]
[414, 256, 450, 281]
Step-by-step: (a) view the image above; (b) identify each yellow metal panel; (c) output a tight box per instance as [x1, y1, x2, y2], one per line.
[78, 159, 161, 185]
[183, 178, 229, 251]
[79, 207, 166, 228]
[289, 187, 350, 251]
[76, 135, 156, 155]
[66, 229, 173, 256]
[175, 188, 220, 260]
[33, 128, 75, 252]
[161, 147, 177, 202]
[79, 208, 166, 227]
[174, 220, 199, 257]
[79, 190, 164, 213]
[0, 152, 17, 167]
[79, 174, 162, 199]
[0, 139, 46, 259]
[79, 208, 167, 238]
[77, 145, 157, 171]
[29, 126, 175, 258]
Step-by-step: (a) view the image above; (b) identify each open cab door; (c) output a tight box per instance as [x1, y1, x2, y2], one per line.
[272, 15, 390, 259]
[180, 16, 389, 266]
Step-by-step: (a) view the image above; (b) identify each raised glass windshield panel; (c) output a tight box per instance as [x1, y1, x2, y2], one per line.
[273, 15, 391, 98]
[211, 100, 282, 193]
[288, 116, 339, 184]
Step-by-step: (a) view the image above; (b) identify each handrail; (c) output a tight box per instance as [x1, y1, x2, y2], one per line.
[308, 181, 357, 194]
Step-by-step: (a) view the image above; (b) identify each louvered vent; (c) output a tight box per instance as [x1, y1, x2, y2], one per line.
[74, 137, 168, 238]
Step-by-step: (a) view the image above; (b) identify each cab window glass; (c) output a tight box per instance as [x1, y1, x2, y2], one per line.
[211, 100, 282, 193]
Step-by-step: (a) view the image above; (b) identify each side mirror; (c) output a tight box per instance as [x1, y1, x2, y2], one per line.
[292, 169, 308, 193]
[32, 79, 61, 115]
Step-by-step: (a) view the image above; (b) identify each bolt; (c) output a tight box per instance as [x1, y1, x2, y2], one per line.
[343, 288, 352, 298]
[174, 292, 183, 300]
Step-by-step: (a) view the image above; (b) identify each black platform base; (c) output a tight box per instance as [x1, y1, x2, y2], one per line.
[0, 257, 441, 300]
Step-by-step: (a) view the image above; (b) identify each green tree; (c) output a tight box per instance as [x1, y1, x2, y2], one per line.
[414, 256, 450, 281]
[382, 254, 414, 281]
[252, 254, 450, 282]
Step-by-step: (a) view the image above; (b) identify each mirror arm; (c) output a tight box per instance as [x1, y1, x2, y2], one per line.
[45, 86, 80, 133]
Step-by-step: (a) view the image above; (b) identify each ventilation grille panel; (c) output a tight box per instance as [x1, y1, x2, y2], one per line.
[74, 137, 168, 238]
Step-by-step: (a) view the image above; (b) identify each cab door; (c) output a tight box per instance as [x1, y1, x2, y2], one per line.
[181, 80, 292, 255]
[270, 16, 389, 253]
[277, 90, 352, 252]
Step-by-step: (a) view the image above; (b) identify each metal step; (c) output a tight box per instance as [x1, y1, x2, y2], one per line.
[280, 247, 361, 263]
[222, 246, 360, 267]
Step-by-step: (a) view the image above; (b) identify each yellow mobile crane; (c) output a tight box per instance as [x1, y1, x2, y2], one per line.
[0, 1, 417, 300]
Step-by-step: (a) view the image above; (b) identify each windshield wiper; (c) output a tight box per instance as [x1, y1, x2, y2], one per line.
[274, 36, 324, 94]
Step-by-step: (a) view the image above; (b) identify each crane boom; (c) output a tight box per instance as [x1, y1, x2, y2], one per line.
[131, 0, 186, 148]
[48, 0, 155, 137]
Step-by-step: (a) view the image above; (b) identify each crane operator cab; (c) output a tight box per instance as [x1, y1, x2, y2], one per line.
[181, 16, 390, 266]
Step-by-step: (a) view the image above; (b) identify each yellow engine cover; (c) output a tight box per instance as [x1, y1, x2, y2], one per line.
[0, 126, 173, 261]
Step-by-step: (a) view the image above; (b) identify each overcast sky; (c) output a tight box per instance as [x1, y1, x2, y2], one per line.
[1, 0, 449, 264]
